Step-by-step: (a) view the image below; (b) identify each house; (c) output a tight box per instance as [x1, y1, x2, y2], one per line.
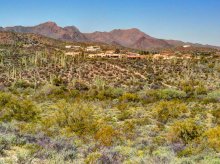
[65, 45, 72, 49]
[86, 46, 101, 52]
[183, 45, 191, 48]
[106, 54, 122, 58]
[23, 44, 33, 48]
[72, 46, 82, 50]
[127, 55, 143, 59]
[127, 52, 140, 56]
[105, 50, 115, 54]
[126, 52, 142, 59]
[65, 52, 81, 56]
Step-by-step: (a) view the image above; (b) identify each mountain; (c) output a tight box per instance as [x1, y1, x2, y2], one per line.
[3, 22, 88, 42]
[85, 28, 171, 50]
[2, 22, 219, 50]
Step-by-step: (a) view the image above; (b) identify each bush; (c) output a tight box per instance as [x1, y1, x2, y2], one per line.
[212, 108, 220, 125]
[205, 90, 220, 102]
[13, 80, 35, 89]
[168, 119, 204, 145]
[95, 125, 118, 146]
[120, 93, 139, 102]
[38, 84, 66, 99]
[74, 81, 89, 91]
[0, 96, 38, 122]
[180, 80, 197, 97]
[0, 136, 10, 155]
[195, 84, 207, 96]
[44, 100, 97, 136]
[153, 100, 189, 124]
[204, 126, 220, 152]
[0, 92, 11, 106]
[156, 89, 187, 100]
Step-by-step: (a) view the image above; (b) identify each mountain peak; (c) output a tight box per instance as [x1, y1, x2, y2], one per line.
[64, 26, 80, 32]
[38, 21, 58, 27]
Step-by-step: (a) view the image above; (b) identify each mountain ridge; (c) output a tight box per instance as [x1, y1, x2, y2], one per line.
[1, 21, 219, 50]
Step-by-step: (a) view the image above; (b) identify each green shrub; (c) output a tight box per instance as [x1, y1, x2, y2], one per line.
[0, 98, 39, 122]
[86, 87, 124, 100]
[0, 136, 10, 155]
[156, 88, 187, 100]
[0, 92, 11, 106]
[44, 100, 97, 136]
[212, 108, 220, 125]
[195, 84, 207, 95]
[205, 90, 220, 102]
[38, 84, 66, 99]
[180, 80, 197, 97]
[204, 126, 220, 152]
[168, 119, 204, 145]
[120, 93, 139, 102]
[13, 80, 34, 89]
[153, 100, 189, 124]
[95, 125, 118, 146]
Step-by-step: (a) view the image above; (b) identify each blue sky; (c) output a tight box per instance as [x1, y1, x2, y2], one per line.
[0, 0, 220, 46]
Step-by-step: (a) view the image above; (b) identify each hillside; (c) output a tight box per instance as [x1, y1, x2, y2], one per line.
[0, 31, 220, 163]
[2, 22, 88, 42]
[1, 22, 219, 50]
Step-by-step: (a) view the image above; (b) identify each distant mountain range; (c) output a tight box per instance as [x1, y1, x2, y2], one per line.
[0, 21, 219, 50]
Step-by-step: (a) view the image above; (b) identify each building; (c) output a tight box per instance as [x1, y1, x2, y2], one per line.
[183, 45, 191, 48]
[65, 45, 72, 49]
[65, 52, 81, 56]
[86, 46, 101, 52]
[72, 46, 82, 50]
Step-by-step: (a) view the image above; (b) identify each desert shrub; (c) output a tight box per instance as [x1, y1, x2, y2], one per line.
[37, 84, 66, 99]
[51, 77, 66, 86]
[23, 143, 42, 156]
[45, 100, 97, 136]
[204, 126, 220, 152]
[0, 96, 38, 122]
[13, 80, 34, 89]
[85, 152, 102, 164]
[156, 88, 187, 100]
[102, 87, 124, 99]
[117, 102, 129, 111]
[194, 84, 207, 96]
[74, 81, 89, 91]
[69, 89, 80, 98]
[205, 90, 220, 103]
[211, 108, 220, 125]
[168, 119, 204, 145]
[180, 81, 197, 97]
[86, 87, 124, 100]
[118, 109, 132, 121]
[120, 93, 139, 102]
[0, 92, 11, 106]
[0, 136, 10, 155]
[95, 125, 118, 146]
[153, 100, 189, 124]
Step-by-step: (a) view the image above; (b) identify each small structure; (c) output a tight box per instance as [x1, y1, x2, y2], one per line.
[127, 55, 143, 59]
[65, 52, 81, 56]
[86, 46, 101, 52]
[183, 45, 191, 48]
[65, 45, 72, 49]
[126, 52, 142, 59]
[72, 46, 82, 50]
[23, 44, 33, 48]
[127, 52, 140, 56]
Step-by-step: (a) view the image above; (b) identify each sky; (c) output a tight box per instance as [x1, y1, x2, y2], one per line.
[0, 0, 220, 46]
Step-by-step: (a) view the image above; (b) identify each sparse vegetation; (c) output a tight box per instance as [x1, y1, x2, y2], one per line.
[0, 31, 220, 163]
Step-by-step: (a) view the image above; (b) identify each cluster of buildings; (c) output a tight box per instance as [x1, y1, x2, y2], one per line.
[64, 45, 143, 59]
[88, 50, 143, 59]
